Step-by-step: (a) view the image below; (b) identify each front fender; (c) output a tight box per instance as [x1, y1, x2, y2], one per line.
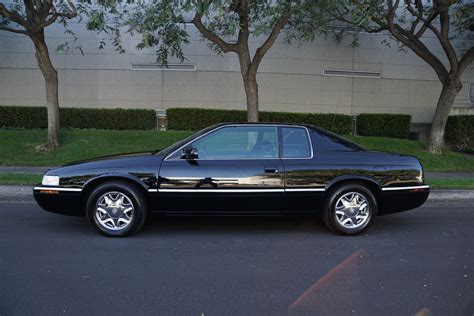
[83, 172, 152, 192]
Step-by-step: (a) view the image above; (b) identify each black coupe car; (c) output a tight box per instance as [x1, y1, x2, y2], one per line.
[34, 123, 430, 236]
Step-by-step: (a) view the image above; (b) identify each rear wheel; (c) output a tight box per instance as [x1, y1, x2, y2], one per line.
[86, 181, 147, 237]
[322, 183, 377, 235]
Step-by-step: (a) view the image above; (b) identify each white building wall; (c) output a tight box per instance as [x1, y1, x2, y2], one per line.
[0, 21, 473, 123]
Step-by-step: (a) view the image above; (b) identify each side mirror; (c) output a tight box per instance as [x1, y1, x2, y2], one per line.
[181, 147, 199, 160]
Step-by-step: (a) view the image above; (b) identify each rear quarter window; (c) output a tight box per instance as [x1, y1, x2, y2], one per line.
[282, 127, 312, 158]
[311, 129, 364, 151]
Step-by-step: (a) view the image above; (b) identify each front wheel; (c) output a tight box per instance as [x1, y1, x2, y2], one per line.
[322, 184, 377, 235]
[86, 181, 147, 237]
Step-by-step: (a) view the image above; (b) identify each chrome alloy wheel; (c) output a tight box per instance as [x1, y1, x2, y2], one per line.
[95, 191, 134, 231]
[335, 192, 370, 229]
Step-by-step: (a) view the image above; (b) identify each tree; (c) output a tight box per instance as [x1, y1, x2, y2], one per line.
[90, 0, 324, 122]
[0, 0, 79, 149]
[322, 0, 474, 154]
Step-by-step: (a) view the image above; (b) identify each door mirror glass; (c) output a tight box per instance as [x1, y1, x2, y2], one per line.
[181, 147, 199, 160]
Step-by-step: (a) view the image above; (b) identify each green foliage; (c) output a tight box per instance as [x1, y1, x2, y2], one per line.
[0, 106, 48, 129]
[0, 129, 193, 166]
[445, 115, 474, 152]
[357, 113, 411, 139]
[167, 107, 353, 135]
[346, 135, 474, 172]
[0, 173, 42, 185]
[90, 0, 326, 64]
[0, 0, 90, 54]
[1, 130, 473, 172]
[426, 178, 474, 190]
[0, 106, 156, 130]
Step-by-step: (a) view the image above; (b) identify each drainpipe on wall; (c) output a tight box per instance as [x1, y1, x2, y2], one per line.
[156, 109, 167, 131]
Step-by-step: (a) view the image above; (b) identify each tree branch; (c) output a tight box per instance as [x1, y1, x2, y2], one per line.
[235, 0, 251, 71]
[328, 4, 386, 33]
[57, 0, 77, 19]
[405, 2, 458, 71]
[43, 13, 58, 27]
[382, 0, 449, 81]
[458, 46, 474, 75]
[250, 10, 290, 73]
[414, 9, 437, 38]
[436, 0, 449, 38]
[391, 23, 448, 81]
[23, 0, 36, 24]
[405, 0, 437, 38]
[192, 11, 237, 53]
[0, 3, 29, 29]
[0, 24, 28, 35]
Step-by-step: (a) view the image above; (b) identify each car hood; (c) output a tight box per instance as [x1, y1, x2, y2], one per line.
[47, 151, 164, 173]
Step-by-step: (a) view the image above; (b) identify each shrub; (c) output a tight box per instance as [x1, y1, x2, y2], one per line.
[445, 115, 474, 152]
[357, 113, 411, 139]
[167, 108, 247, 131]
[0, 106, 156, 130]
[167, 108, 354, 135]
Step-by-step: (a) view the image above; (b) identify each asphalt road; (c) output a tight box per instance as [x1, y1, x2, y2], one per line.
[1, 203, 473, 316]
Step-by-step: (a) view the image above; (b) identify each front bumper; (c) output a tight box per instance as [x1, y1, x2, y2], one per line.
[33, 186, 83, 217]
[379, 185, 430, 215]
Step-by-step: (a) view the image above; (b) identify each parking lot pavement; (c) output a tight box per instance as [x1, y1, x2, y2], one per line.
[1, 203, 473, 315]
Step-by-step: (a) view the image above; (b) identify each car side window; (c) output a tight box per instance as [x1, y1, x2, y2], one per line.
[191, 126, 279, 159]
[282, 127, 311, 158]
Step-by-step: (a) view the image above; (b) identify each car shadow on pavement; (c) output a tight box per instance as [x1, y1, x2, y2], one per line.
[37, 208, 421, 238]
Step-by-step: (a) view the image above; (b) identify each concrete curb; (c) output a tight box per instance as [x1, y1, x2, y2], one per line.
[1, 185, 474, 204]
[427, 190, 474, 201]
[1, 185, 36, 202]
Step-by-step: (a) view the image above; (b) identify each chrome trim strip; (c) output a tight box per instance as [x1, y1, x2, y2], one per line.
[34, 186, 82, 192]
[381, 185, 430, 191]
[153, 188, 285, 193]
[285, 188, 326, 192]
[149, 187, 326, 193]
[164, 177, 239, 183]
[164, 124, 314, 161]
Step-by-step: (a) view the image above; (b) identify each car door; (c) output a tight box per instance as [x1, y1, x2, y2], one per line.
[280, 126, 325, 213]
[157, 125, 284, 214]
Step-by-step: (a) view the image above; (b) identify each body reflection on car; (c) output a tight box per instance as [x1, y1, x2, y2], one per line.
[33, 123, 430, 237]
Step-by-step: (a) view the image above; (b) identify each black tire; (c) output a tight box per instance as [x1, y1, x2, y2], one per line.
[322, 183, 377, 235]
[85, 181, 148, 237]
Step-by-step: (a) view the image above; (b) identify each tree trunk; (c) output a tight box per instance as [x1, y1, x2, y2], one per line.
[427, 79, 462, 154]
[242, 72, 259, 122]
[31, 31, 60, 149]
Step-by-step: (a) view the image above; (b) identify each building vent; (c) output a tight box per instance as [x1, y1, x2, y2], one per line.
[323, 69, 381, 78]
[130, 63, 196, 71]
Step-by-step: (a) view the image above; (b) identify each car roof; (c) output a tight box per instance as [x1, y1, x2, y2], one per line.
[210, 122, 315, 129]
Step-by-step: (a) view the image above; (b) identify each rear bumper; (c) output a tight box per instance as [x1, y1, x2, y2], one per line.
[379, 185, 430, 215]
[33, 186, 83, 217]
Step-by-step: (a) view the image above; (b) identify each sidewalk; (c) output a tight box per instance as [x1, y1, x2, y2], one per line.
[0, 166, 473, 179]
[425, 172, 474, 179]
[0, 166, 50, 173]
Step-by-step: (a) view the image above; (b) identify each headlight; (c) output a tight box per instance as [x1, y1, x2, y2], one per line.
[42, 175, 59, 186]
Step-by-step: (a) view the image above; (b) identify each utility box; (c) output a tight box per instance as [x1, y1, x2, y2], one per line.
[156, 109, 168, 131]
